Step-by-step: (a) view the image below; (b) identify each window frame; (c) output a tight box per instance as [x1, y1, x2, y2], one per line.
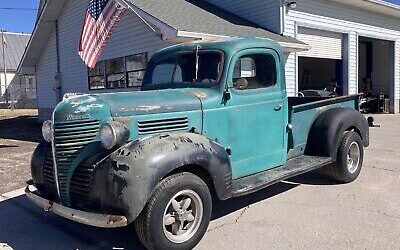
[229, 49, 280, 92]
[125, 53, 148, 89]
[88, 60, 106, 90]
[105, 57, 126, 89]
[142, 49, 225, 89]
[87, 52, 148, 91]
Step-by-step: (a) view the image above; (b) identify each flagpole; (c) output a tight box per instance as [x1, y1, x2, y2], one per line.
[0, 30, 4, 100]
[1, 30, 7, 107]
[116, 0, 157, 33]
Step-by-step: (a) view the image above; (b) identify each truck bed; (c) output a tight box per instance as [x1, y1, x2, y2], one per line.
[287, 94, 361, 159]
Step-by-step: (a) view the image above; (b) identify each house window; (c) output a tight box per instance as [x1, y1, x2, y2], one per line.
[126, 53, 147, 89]
[89, 61, 106, 90]
[88, 52, 148, 90]
[106, 57, 125, 89]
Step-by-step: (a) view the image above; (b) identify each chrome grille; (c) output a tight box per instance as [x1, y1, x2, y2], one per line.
[43, 154, 57, 195]
[53, 119, 100, 204]
[70, 163, 96, 206]
[138, 117, 189, 135]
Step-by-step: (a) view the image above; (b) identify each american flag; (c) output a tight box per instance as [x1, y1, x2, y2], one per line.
[78, 0, 127, 68]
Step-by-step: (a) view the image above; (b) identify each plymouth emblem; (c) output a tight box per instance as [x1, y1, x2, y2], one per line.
[66, 114, 91, 121]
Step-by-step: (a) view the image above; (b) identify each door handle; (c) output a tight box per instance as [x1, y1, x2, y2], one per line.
[274, 104, 283, 111]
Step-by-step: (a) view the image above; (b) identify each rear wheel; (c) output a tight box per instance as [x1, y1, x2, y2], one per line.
[134, 172, 212, 250]
[325, 131, 364, 183]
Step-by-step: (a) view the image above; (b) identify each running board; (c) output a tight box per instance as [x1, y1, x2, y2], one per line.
[232, 155, 332, 197]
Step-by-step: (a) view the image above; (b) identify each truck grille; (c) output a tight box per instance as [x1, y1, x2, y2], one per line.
[70, 163, 96, 206]
[138, 117, 189, 134]
[43, 154, 57, 196]
[53, 119, 100, 204]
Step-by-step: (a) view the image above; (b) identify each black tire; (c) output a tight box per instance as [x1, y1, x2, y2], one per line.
[134, 172, 212, 250]
[325, 131, 364, 183]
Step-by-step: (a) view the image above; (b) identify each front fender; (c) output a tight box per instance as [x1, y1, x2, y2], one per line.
[92, 132, 232, 223]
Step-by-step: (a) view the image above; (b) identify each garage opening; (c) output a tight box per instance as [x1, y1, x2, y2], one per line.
[358, 37, 394, 113]
[297, 27, 344, 96]
[298, 57, 343, 95]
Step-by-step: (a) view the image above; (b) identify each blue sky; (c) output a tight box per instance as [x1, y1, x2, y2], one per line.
[0, 0, 399, 34]
[0, 0, 39, 33]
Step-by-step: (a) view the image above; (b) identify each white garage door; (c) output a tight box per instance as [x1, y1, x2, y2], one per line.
[297, 27, 343, 60]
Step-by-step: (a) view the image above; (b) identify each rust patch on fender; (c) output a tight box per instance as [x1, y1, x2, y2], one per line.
[190, 92, 208, 99]
[107, 215, 126, 225]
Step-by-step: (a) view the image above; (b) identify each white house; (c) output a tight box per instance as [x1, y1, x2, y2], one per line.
[18, 0, 400, 120]
[0, 32, 33, 105]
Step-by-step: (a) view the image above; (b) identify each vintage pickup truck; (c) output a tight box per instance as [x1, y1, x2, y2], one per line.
[27, 37, 369, 250]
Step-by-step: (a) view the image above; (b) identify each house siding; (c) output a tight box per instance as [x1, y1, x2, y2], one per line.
[35, 0, 171, 119]
[204, 0, 281, 33]
[36, 28, 58, 118]
[284, 0, 400, 111]
[57, 0, 170, 95]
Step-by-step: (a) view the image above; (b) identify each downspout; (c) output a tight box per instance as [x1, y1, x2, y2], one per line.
[55, 20, 62, 102]
[0, 30, 3, 97]
[34, 66, 39, 111]
[280, 0, 286, 35]
[1, 30, 8, 106]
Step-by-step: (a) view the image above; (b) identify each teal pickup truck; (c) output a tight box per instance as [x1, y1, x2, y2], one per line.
[27, 37, 369, 250]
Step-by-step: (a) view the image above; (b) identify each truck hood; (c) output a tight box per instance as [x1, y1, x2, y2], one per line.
[94, 89, 202, 117]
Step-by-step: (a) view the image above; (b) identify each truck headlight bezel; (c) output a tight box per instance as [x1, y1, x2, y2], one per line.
[100, 121, 129, 150]
[42, 120, 53, 142]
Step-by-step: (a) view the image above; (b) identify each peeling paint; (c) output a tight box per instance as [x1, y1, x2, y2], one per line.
[191, 92, 208, 99]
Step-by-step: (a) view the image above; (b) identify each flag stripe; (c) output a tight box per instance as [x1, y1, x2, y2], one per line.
[83, 2, 118, 64]
[81, 1, 115, 60]
[78, 0, 126, 68]
[83, 3, 123, 67]
[87, 7, 125, 67]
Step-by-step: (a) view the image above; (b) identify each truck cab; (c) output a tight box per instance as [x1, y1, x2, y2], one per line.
[27, 37, 369, 250]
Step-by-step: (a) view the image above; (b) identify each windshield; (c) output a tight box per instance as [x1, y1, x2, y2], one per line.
[142, 50, 224, 90]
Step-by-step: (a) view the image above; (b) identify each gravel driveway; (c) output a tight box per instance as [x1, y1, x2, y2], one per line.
[0, 110, 40, 194]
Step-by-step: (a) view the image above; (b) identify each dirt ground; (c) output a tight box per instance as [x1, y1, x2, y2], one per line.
[0, 109, 41, 194]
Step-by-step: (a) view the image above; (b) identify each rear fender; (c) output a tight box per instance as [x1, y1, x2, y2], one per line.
[306, 108, 369, 161]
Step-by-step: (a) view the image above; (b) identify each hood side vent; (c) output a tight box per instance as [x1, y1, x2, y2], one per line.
[138, 117, 189, 135]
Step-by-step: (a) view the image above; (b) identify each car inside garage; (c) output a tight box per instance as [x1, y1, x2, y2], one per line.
[358, 37, 395, 113]
[297, 27, 344, 96]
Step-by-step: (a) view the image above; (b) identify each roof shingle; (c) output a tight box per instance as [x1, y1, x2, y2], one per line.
[126, 0, 304, 45]
[0, 32, 31, 71]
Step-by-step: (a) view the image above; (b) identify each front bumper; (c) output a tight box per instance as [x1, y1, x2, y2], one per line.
[25, 185, 128, 228]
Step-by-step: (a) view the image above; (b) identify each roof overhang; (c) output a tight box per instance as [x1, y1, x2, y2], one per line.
[18, 0, 67, 75]
[127, 2, 310, 52]
[330, 0, 400, 18]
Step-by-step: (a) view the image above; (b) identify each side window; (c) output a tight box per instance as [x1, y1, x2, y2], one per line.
[232, 53, 277, 90]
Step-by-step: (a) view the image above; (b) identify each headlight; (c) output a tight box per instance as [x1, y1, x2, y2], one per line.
[42, 120, 52, 142]
[100, 121, 129, 149]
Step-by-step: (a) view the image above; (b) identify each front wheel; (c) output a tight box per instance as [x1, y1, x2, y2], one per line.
[325, 131, 364, 183]
[134, 172, 212, 250]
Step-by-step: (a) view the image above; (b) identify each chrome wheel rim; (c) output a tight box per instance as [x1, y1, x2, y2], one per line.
[162, 190, 203, 244]
[347, 141, 360, 174]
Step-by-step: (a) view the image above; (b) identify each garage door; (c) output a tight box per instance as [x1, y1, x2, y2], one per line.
[297, 27, 343, 60]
